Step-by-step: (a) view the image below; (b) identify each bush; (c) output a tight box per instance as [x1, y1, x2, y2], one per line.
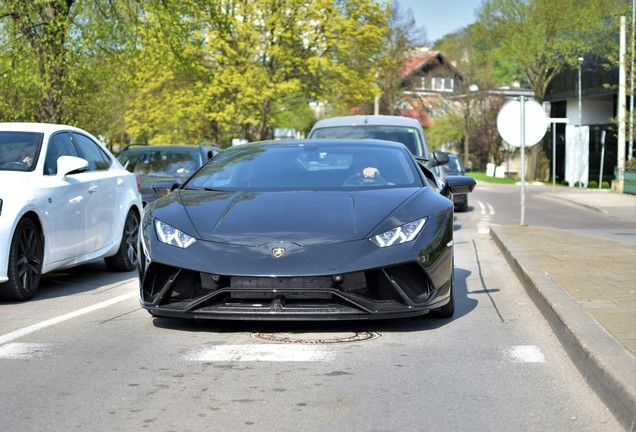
[588, 180, 598, 188]
[602, 181, 610, 189]
[560, 180, 569, 186]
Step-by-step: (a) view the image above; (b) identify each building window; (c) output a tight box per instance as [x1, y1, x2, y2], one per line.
[431, 77, 454, 92]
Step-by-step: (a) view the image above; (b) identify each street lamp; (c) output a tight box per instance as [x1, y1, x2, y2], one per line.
[578, 56, 584, 187]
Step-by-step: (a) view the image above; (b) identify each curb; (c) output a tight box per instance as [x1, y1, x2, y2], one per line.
[490, 226, 636, 432]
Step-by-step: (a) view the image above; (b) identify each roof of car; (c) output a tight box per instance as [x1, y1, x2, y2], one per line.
[235, 139, 409, 150]
[311, 115, 422, 129]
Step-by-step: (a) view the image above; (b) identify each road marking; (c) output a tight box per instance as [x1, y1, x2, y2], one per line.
[487, 202, 495, 215]
[506, 345, 545, 363]
[0, 343, 55, 359]
[476, 200, 495, 234]
[0, 291, 137, 346]
[185, 344, 336, 362]
[477, 200, 487, 215]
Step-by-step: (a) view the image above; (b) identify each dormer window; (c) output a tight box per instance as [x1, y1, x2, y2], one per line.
[431, 77, 454, 92]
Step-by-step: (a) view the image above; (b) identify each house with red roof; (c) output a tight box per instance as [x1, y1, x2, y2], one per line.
[396, 48, 466, 128]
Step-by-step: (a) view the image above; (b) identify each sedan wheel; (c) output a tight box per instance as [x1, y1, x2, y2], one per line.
[105, 210, 140, 272]
[1, 218, 43, 301]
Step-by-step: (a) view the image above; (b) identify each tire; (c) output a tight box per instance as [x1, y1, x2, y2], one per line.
[431, 273, 455, 318]
[459, 196, 468, 212]
[456, 195, 468, 212]
[0, 218, 43, 301]
[105, 209, 140, 272]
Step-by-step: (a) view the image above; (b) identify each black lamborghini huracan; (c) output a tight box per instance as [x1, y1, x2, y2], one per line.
[138, 139, 475, 320]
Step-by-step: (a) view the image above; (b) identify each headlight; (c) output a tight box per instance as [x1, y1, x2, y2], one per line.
[370, 218, 426, 247]
[155, 219, 196, 248]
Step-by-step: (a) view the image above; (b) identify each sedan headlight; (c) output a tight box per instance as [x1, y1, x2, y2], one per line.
[155, 219, 196, 248]
[370, 218, 427, 247]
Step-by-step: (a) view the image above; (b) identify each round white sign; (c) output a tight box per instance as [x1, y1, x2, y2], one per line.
[496, 97, 549, 147]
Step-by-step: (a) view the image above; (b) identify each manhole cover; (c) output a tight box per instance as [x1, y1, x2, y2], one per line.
[251, 331, 380, 345]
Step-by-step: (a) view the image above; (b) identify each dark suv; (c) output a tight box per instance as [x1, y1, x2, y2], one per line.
[117, 144, 220, 205]
[442, 153, 469, 212]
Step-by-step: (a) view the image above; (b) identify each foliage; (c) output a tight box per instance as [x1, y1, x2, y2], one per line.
[125, 0, 389, 144]
[426, 113, 463, 151]
[0, 0, 143, 139]
[478, 0, 623, 101]
[0, 0, 390, 145]
[467, 171, 517, 184]
[476, 0, 626, 181]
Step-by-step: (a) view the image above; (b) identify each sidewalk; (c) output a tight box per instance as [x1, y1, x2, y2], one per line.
[489, 189, 635, 432]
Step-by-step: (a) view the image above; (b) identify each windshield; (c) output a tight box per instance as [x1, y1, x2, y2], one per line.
[309, 125, 424, 157]
[186, 143, 421, 191]
[443, 156, 464, 175]
[118, 149, 203, 178]
[0, 132, 43, 172]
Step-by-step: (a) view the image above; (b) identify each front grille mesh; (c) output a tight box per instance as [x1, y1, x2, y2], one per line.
[231, 276, 334, 289]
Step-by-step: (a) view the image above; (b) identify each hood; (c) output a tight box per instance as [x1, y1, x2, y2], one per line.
[0, 171, 35, 189]
[176, 188, 419, 246]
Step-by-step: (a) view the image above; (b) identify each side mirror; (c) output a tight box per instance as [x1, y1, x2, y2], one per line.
[152, 181, 181, 197]
[444, 175, 476, 195]
[57, 156, 88, 177]
[430, 150, 449, 167]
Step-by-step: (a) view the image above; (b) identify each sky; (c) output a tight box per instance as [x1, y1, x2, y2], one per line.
[397, 0, 484, 44]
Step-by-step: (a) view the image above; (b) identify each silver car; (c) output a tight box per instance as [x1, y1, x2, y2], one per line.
[308, 115, 431, 159]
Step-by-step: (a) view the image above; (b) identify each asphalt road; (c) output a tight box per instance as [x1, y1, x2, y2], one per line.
[0, 188, 626, 431]
[470, 182, 636, 244]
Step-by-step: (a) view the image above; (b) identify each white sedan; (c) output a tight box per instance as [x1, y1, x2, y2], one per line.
[0, 123, 143, 300]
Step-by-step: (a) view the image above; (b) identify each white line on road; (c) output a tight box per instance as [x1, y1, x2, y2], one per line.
[478, 200, 486, 215]
[186, 344, 336, 362]
[0, 291, 137, 346]
[506, 345, 545, 363]
[0, 342, 54, 359]
[487, 202, 495, 215]
[476, 200, 495, 234]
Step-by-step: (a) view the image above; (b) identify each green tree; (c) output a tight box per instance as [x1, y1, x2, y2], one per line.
[0, 0, 143, 143]
[0, 0, 77, 122]
[126, 0, 389, 144]
[477, 0, 625, 180]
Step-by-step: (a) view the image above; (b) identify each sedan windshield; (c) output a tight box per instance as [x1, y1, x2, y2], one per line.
[186, 143, 421, 191]
[0, 132, 43, 171]
[118, 149, 203, 178]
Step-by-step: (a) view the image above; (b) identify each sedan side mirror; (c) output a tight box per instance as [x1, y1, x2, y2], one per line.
[152, 180, 181, 197]
[57, 156, 88, 177]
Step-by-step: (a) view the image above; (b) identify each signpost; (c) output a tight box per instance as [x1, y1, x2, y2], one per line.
[550, 118, 569, 190]
[496, 97, 549, 226]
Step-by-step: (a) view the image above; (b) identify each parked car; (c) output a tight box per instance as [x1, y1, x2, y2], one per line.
[139, 139, 475, 321]
[116, 144, 219, 205]
[308, 115, 431, 158]
[442, 153, 469, 212]
[0, 123, 143, 300]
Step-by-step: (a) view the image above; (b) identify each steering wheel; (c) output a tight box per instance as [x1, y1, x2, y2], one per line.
[342, 173, 388, 186]
[0, 161, 28, 170]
